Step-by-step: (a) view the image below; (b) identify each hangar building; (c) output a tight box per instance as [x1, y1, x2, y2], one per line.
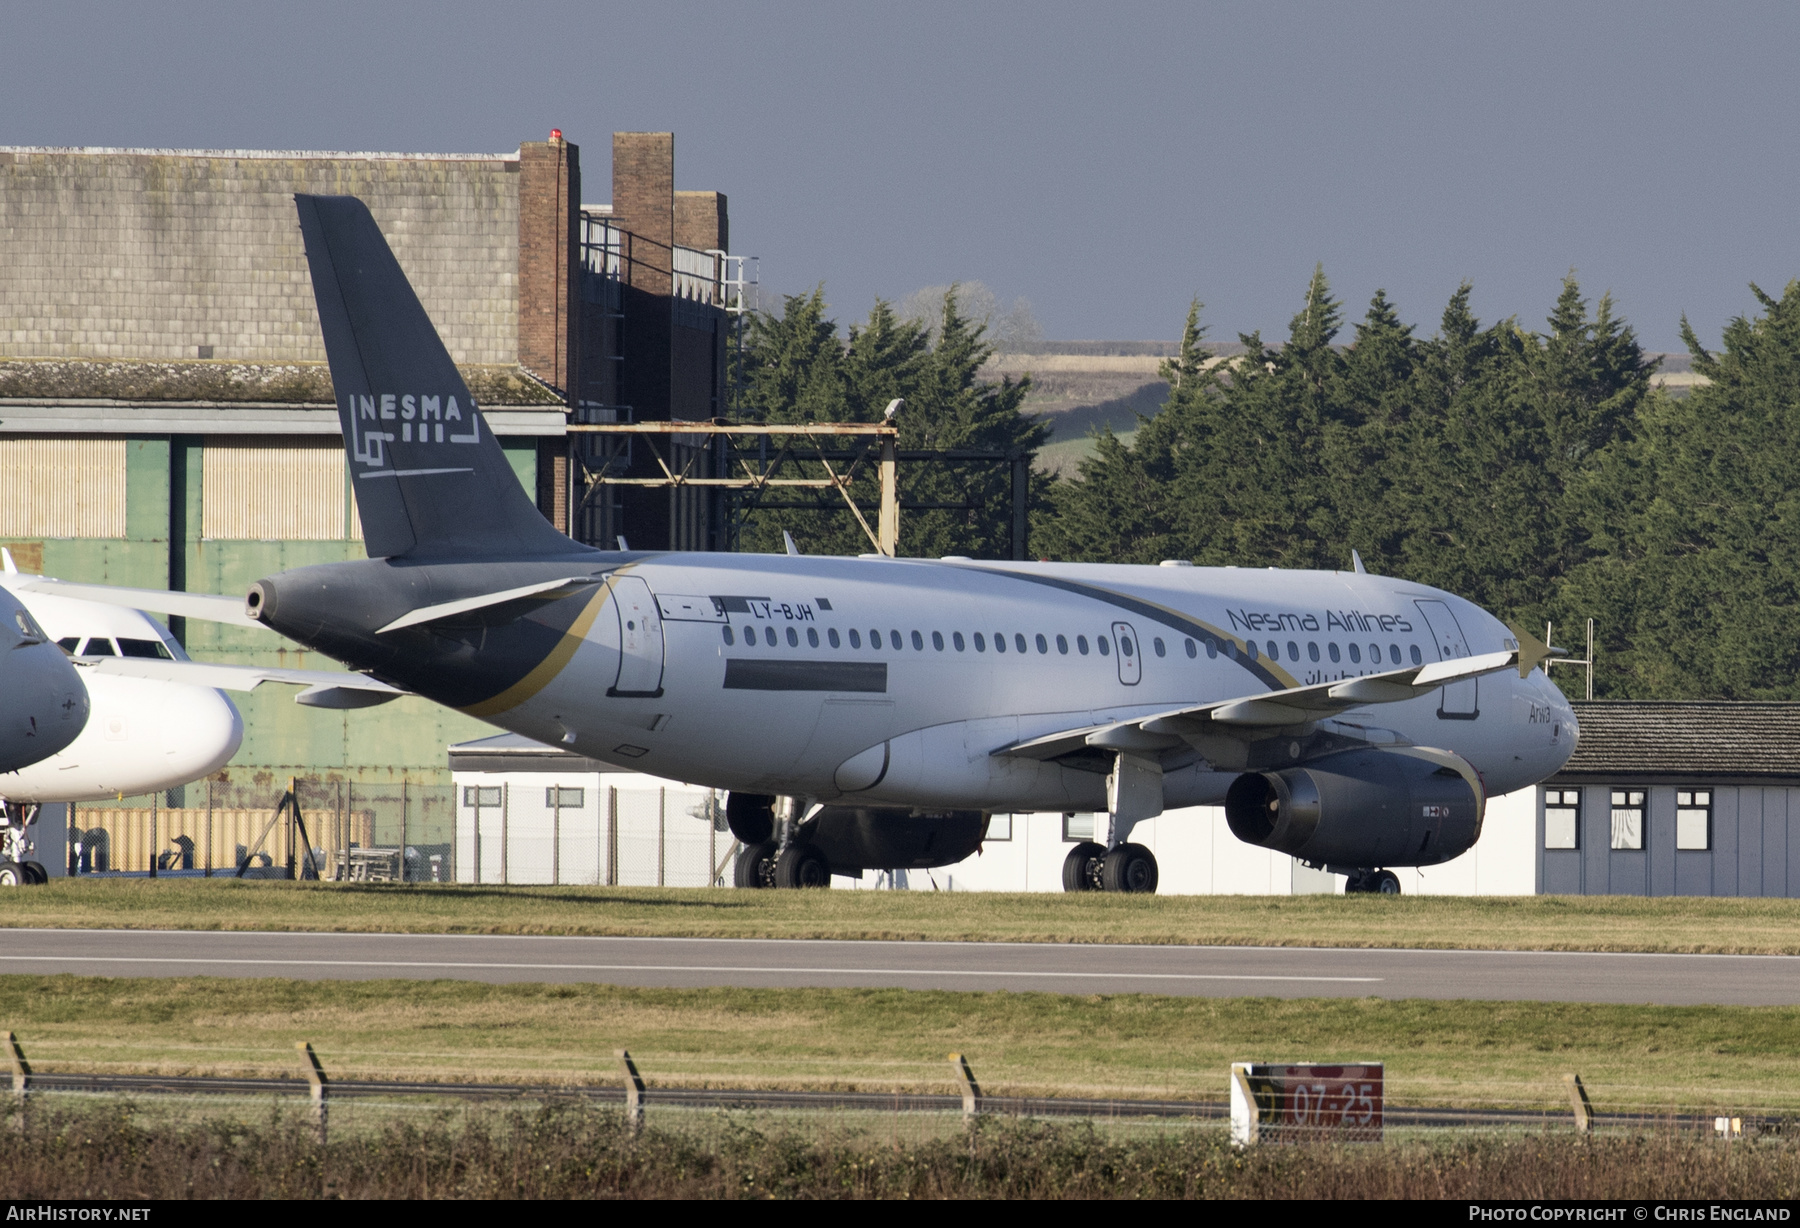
[0, 132, 741, 817]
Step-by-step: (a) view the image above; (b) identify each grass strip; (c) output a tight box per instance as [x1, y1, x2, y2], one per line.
[1, 975, 1796, 1113]
[8, 879, 1800, 954]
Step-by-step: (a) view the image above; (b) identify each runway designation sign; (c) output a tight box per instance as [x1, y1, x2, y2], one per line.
[1230, 1062, 1384, 1144]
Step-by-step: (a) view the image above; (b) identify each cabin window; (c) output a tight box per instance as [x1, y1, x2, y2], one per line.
[722, 626, 735, 646]
[1286, 640, 1299, 661]
[911, 630, 924, 651]
[994, 633, 1006, 654]
[1610, 790, 1646, 850]
[1077, 635, 1089, 655]
[1266, 640, 1279, 661]
[974, 632, 987, 652]
[932, 631, 945, 651]
[1367, 642, 1381, 664]
[1185, 638, 1197, 659]
[1120, 635, 1135, 656]
[1348, 643, 1361, 664]
[890, 630, 903, 650]
[759, 627, 773, 646]
[1056, 634, 1069, 654]
[828, 628, 841, 648]
[1410, 644, 1423, 665]
[1154, 637, 1166, 657]
[804, 628, 817, 648]
[1328, 642, 1341, 663]
[1389, 644, 1402, 664]
[1244, 641, 1256, 661]
[1677, 790, 1712, 851]
[1035, 633, 1048, 654]
[1225, 640, 1236, 660]
[953, 632, 966, 652]
[849, 629, 862, 648]
[1307, 641, 1319, 662]
[786, 627, 799, 647]
[1544, 789, 1581, 849]
[1098, 636, 1111, 656]
[1014, 633, 1028, 654]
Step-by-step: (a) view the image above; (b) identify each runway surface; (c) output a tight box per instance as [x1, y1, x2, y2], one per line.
[1, 928, 1797, 1004]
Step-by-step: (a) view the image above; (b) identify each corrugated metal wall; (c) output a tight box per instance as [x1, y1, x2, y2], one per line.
[202, 436, 358, 540]
[0, 437, 127, 537]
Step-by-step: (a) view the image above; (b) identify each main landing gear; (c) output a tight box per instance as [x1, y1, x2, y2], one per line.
[1344, 869, 1401, 895]
[1062, 841, 1159, 894]
[729, 795, 832, 889]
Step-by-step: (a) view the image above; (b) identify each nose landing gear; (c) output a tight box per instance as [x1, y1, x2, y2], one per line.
[1344, 869, 1402, 895]
[0, 803, 46, 886]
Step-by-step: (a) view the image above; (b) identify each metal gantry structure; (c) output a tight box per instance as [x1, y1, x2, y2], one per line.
[564, 420, 1035, 560]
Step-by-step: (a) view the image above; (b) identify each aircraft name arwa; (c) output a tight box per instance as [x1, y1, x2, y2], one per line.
[1226, 608, 1416, 634]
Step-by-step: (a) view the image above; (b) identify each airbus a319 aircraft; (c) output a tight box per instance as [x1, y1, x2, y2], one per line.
[42, 195, 1580, 895]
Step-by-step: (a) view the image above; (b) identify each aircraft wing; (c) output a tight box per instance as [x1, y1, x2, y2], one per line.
[996, 626, 1555, 764]
[9, 575, 265, 630]
[77, 657, 406, 708]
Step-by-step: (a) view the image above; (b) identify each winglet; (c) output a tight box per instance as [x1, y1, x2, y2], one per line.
[1, 549, 15, 577]
[783, 531, 801, 557]
[1505, 620, 1565, 679]
[1351, 549, 1367, 575]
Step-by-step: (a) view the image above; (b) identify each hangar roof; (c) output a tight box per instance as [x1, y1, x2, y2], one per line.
[1555, 702, 1800, 781]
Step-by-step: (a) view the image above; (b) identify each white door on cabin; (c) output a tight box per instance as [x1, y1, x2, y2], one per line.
[609, 575, 666, 697]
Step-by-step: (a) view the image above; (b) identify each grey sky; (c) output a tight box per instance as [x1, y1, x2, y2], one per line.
[7, 1, 1797, 350]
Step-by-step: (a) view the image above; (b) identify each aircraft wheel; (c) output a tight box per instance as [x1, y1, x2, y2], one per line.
[0, 861, 23, 887]
[1343, 871, 1369, 894]
[21, 861, 46, 885]
[1371, 870, 1401, 895]
[1061, 842, 1106, 892]
[774, 844, 831, 889]
[733, 841, 778, 889]
[1102, 843, 1159, 894]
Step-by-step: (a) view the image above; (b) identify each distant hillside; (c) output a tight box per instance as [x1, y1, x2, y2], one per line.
[993, 345, 1700, 478]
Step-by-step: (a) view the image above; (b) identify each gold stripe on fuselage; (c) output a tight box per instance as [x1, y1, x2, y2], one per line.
[460, 581, 612, 718]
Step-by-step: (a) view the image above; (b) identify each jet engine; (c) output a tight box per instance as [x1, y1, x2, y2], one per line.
[1223, 747, 1484, 869]
[801, 806, 987, 876]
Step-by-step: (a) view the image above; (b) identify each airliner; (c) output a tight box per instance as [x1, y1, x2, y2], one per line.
[30, 194, 1579, 895]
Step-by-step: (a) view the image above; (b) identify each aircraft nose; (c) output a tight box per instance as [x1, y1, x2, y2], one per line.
[158, 687, 244, 780]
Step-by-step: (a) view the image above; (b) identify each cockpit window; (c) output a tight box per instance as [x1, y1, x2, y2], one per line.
[57, 637, 80, 654]
[118, 638, 173, 660]
[80, 638, 116, 656]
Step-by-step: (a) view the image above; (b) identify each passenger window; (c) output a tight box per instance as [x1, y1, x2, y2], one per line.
[1348, 643, 1361, 663]
[1328, 642, 1340, 663]
[1153, 637, 1166, 658]
[1389, 644, 1401, 664]
[911, 630, 924, 651]
[804, 628, 817, 648]
[1014, 633, 1028, 653]
[1245, 641, 1257, 661]
[787, 627, 800, 647]
[764, 627, 778, 647]
[1098, 637, 1111, 656]
[890, 630, 903, 650]
[1287, 640, 1299, 661]
[1266, 640, 1278, 661]
[932, 631, 944, 651]
[1185, 638, 1197, 659]
[1307, 642, 1319, 662]
[1056, 634, 1068, 654]
[849, 629, 862, 648]
[1225, 640, 1237, 660]
[1120, 636, 1134, 657]
[1077, 635, 1089, 655]
[1367, 642, 1380, 664]
[953, 632, 965, 652]
[1204, 638, 1217, 659]
[722, 626, 735, 646]
[1410, 644, 1423, 665]
[828, 628, 840, 648]
[994, 633, 1007, 654]
[868, 629, 880, 648]
[974, 632, 987, 652]
[1035, 633, 1048, 654]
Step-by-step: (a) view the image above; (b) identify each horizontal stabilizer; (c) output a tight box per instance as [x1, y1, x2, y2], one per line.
[376, 576, 596, 634]
[10, 576, 265, 630]
[80, 656, 405, 704]
[996, 646, 1528, 763]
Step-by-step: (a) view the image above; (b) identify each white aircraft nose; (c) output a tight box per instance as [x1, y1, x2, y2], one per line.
[157, 686, 244, 782]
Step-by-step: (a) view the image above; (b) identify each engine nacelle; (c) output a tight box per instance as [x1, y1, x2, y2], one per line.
[1223, 747, 1484, 869]
[800, 806, 987, 876]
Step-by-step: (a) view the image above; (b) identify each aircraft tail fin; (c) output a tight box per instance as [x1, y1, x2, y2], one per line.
[295, 194, 576, 559]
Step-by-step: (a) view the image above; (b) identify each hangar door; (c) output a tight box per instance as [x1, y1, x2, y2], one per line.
[1414, 599, 1477, 718]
